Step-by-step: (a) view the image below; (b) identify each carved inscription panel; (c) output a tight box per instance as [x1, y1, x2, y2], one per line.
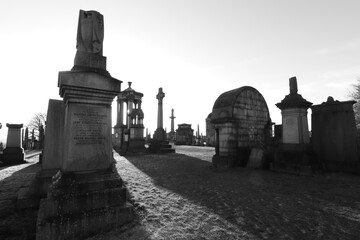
[72, 107, 108, 145]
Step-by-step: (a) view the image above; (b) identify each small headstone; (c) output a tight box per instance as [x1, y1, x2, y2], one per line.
[247, 148, 265, 169]
[3, 123, 25, 164]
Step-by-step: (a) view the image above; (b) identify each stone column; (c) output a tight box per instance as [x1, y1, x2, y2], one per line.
[170, 109, 175, 132]
[128, 99, 134, 129]
[156, 88, 165, 129]
[117, 98, 124, 126]
[153, 87, 167, 141]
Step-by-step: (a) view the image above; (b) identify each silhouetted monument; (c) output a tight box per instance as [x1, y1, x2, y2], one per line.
[312, 97, 359, 173]
[114, 82, 145, 155]
[36, 10, 134, 240]
[175, 123, 194, 145]
[168, 109, 176, 142]
[274, 77, 313, 173]
[153, 88, 166, 140]
[148, 88, 175, 153]
[3, 123, 25, 164]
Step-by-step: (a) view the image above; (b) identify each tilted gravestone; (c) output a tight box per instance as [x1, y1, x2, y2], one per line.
[36, 10, 134, 240]
[23, 99, 66, 201]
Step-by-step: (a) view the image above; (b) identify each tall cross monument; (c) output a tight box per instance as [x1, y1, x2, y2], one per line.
[168, 109, 176, 142]
[153, 88, 167, 140]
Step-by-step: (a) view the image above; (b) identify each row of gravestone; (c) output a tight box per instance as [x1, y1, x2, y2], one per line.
[209, 76, 359, 174]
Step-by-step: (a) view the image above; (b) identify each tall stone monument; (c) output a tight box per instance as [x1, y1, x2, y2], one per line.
[3, 123, 25, 164]
[36, 10, 134, 240]
[153, 87, 166, 140]
[274, 77, 313, 172]
[276, 77, 312, 144]
[148, 88, 175, 153]
[114, 82, 145, 155]
[168, 109, 176, 142]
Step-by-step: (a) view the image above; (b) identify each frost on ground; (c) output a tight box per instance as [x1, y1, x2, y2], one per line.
[1, 148, 360, 239]
[90, 146, 360, 240]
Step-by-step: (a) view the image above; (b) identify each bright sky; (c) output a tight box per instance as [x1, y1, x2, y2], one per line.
[1, 0, 360, 143]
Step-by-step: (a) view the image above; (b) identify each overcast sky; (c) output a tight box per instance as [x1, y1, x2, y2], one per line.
[1, 0, 360, 142]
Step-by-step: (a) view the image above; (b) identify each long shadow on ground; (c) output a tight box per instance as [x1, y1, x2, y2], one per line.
[126, 153, 360, 239]
[0, 163, 40, 240]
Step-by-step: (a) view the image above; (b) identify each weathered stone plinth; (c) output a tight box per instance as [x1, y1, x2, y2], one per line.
[58, 70, 120, 172]
[36, 68, 134, 239]
[3, 147, 25, 164]
[3, 123, 25, 165]
[36, 170, 134, 240]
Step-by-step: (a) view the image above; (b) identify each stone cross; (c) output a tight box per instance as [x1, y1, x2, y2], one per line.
[289, 76, 298, 94]
[170, 109, 176, 132]
[156, 88, 165, 129]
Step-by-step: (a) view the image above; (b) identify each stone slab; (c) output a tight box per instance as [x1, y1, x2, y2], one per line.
[42, 99, 65, 170]
[62, 104, 113, 172]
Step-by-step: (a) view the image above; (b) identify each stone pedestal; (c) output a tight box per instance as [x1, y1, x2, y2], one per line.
[274, 77, 314, 174]
[3, 123, 25, 164]
[36, 70, 134, 239]
[59, 71, 119, 172]
[281, 108, 310, 144]
[36, 170, 134, 240]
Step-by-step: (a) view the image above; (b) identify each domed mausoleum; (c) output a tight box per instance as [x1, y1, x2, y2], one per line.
[211, 86, 272, 167]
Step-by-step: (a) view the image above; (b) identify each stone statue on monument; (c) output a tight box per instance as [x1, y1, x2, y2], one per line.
[76, 10, 104, 55]
[73, 10, 108, 74]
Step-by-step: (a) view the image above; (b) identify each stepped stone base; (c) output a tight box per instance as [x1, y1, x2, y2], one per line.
[147, 140, 175, 154]
[17, 169, 60, 209]
[36, 169, 135, 240]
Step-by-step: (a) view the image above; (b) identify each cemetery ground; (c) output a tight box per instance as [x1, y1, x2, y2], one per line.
[0, 147, 360, 239]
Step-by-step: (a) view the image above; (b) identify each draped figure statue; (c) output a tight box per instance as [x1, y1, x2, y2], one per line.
[76, 10, 104, 55]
